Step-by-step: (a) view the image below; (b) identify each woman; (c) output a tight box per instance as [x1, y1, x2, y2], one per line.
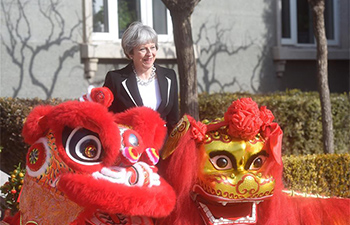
[103, 22, 179, 133]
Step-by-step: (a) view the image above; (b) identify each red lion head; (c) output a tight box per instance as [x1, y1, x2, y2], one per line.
[10, 87, 176, 225]
[157, 98, 349, 225]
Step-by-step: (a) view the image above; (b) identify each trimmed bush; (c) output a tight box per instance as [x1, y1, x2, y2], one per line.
[0, 97, 64, 174]
[282, 153, 350, 198]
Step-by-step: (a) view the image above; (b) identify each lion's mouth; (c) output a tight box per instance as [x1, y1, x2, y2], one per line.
[197, 200, 260, 225]
[92, 162, 160, 187]
[192, 185, 267, 225]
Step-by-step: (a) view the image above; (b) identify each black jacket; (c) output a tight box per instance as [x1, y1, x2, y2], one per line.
[103, 63, 179, 133]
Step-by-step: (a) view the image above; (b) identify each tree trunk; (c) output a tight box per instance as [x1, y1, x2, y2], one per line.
[171, 11, 199, 119]
[309, 0, 334, 153]
[162, 0, 200, 120]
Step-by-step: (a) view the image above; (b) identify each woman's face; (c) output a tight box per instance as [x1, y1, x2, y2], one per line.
[131, 42, 157, 72]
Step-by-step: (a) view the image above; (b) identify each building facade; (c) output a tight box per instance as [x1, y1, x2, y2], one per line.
[1, 0, 349, 99]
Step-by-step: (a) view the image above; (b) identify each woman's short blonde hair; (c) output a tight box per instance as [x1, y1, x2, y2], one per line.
[121, 21, 158, 59]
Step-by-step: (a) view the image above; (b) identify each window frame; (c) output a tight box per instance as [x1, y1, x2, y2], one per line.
[91, 0, 118, 41]
[281, 0, 339, 46]
[91, 0, 173, 42]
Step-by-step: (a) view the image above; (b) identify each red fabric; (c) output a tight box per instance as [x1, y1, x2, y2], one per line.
[157, 129, 204, 225]
[2, 212, 20, 225]
[262, 123, 283, 166]
[256, 190, 350, 225]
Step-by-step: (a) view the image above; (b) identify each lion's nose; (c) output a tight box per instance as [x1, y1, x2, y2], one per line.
[236, 174, 260, 195]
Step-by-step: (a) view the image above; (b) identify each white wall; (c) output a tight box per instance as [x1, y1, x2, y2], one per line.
[192, 0, 280, 93]
[0, 0, 89, 99]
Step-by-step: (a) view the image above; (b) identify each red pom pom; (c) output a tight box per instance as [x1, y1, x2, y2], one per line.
[188, 117, 207, 142]
[259, 106, 275, 131]
[90, 87, 113, 107]
[224, 98, 263, 140]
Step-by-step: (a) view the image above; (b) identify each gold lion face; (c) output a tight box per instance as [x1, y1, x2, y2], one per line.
[192, 128, 275, 225]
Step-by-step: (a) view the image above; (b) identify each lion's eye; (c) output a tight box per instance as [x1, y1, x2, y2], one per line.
[217, 157, 228, 168]
[248, 155, 267, 170]
[62, 127, 103, 165]
[121, 129, 142, 148]
[84, 144, 98, 158]
[118, 127, 144, 165]
[210, 155, 233, 170]
[128, 133, 139, 146]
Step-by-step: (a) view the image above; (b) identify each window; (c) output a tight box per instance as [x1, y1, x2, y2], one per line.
[93, 0, 109, 33]
[281, 0, 338, 45]
[91, 0, 173, 42]
[91, 0, 118, 41]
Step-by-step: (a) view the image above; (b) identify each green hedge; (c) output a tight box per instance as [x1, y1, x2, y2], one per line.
[0, 97, 64, 174]
[199, 90, 350, 155]
[282, 153, 350, 198]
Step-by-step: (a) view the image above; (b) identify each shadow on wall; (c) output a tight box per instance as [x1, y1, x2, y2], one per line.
[1, 0, 82, 100]
[194, 18, 252, 93]
[253, 0, 278, 93]
[194, 0, 278, 94]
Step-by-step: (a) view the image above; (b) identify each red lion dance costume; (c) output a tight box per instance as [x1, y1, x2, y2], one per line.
[2, 87, 176, 225]
[157, 98, 350, 225]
